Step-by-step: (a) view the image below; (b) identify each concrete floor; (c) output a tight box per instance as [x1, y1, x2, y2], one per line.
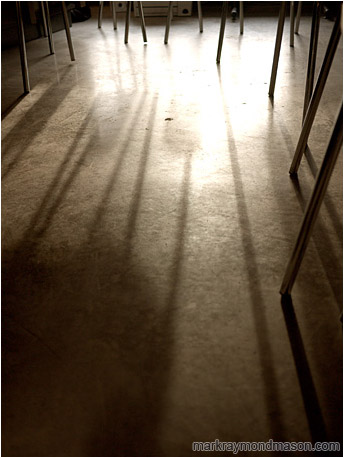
[2, 5, 343, 457]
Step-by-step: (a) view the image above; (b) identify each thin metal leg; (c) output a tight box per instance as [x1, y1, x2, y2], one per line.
[40, 1, 48, 36]
[290, 1, 295, 47]
[98, 1, 103, 28]
[164, 1, 173, 44]
[44, 1, 55, 54]
[16, 1, 30, 93]
[61, 1, 75, 61]
[125, 1, 131, 43]
[295, 1, 302, 34]
[138, 1, 147, 42]
[268, 2, 286, 97]
[289, 11, 341, 174]
[302, 1, 321, 121]
[111, 1, 117, 29]
[239, 1, 244, 35]
[280, 105, 343, 295]
[198, 1, 203, 33]
[216, 1, 228, 63]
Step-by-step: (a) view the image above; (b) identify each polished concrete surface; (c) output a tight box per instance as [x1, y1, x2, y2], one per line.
[2, 6, 343, 457]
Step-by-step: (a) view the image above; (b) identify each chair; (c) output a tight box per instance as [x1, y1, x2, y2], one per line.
[164, 1, 203, 45]
[216, 1, 244, 63]
[98, 1, 117, 29]
[280, 4, 342, 295]
[280, 105, 342, 295]
[97, 1, 147, 44]
[16, 1, 75, 94]
[268, 1, 303, 97]
[289, 7, 342, 174]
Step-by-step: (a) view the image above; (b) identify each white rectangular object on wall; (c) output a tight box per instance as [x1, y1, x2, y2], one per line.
[133, 2, 192, 17]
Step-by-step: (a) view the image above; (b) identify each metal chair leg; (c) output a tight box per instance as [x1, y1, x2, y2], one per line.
[268, 1, 286, 97]
[16, 1, 30, 93]
[44, 1, 55, 54]
[40, 1, 48, 36]
[302, 1, 321, 121]
[111, 1, 117, 29]
[124, 1, 131, 44]
[290, 1, 295, 47]
[164, 1, 173, 44]
[198, 1, 203, 33]
[289, 10, 341, 174]
[98, 1, 104, 28]
[239, 1, 244, 35]
[61, 1, 75, 61]
[138, 1, 147, 42]
[280, 105, 343, 295]
[294, 1, 302, 34]
[216, 1, 228, 63]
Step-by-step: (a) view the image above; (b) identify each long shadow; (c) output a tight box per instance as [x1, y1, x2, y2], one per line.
[124, 95, 158, 255]
[2, 67, 75, 179]
[280, 295, 329, 444]
[2, 90, 178, 456]
[18, 98, 99, 243]
[97, 29, 123, 91]
[217, 67, 286, 440]
[83, 93, 185, 455]
[1, 93, 28, 120]
[87, 90, 148, 242]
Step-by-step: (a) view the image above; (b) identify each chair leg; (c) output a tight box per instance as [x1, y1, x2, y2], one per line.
[294, 1, 302, 34]
[61, 1, 75, 61]
[302, 1, 321, 121]
[216, 1, 228, 63]
[268, 1, 286, 97]
[16, 1, 30, 93]
[289, 10, 341, 175]
[111, 1, 117, 29]
[290, 1, 295, 47]
[138, 1, 147, 42]
[98, 1, 104, 28]
[280, 105, 343, 295]
[124, 1, 131, 43]
[44, 1, 55, 54]
[198, 1, 203, 33]
[40, 1, 48, 36]
[239, 1, 244, 35]
[164, 1, 173, 44]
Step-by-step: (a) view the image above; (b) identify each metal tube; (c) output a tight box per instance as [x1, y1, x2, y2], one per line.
[98, 1, 103, 28]
[125, 1, 131, 44]
[61, 1, 75, 61]
[280, 105, 343, 295]
[290, 1, 294, 47]
[295, 1, 302, 34]
[268, 2, 286, 97]
[302, 1, 321, 121]
[138, 1, 147, 42]
[302, 2, 321, 118]
[216, 1, 228, 63]
[44, 1, 55, 54]
[16, 1, 30, 93]
[239, 1, 244, 35]
[111, 1, 117, 30]
[198, 1, 203, 33]
[289, 11, 341, 174]
[40, 1, 48, 36]
[164, 1, 173, 44]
